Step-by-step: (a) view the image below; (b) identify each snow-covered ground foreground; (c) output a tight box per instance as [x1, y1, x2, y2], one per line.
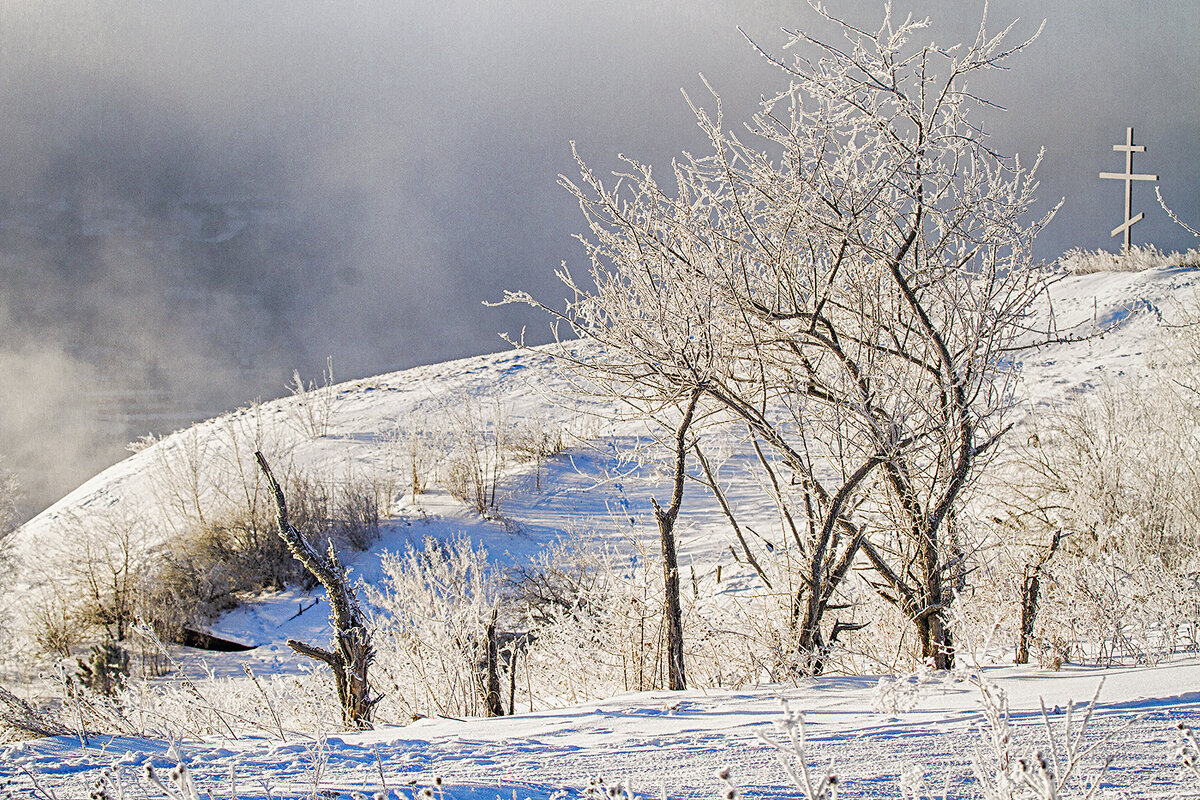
[5, 660, 1200, 799]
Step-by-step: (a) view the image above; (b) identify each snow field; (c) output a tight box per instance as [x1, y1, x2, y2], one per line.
[5, 661, 1200, 799]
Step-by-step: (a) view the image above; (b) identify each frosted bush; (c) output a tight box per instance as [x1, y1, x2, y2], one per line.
[505, 414, 567, 491]
[287, 355, 342, 439]
[367, 531, 750, 718]
[435, 396, 518, 516]
[387, 416, 442, 505]
[872, 661, 937, 715]
[120, 666, 342, 740]
[1060, 244, 1200, 274]
[1037, 551, 1200, 666]
[367, 532, 674, 719]
[689, 582, 842, 686]
[17, 458, 383, 661]
[515, 536, 669, 702]
[976, 347, 1200, 665]
[42, 625, 344, 742]
[509, 533, 827, 701]
[368, 536, 501, 721]
[0, 456, 20, 537]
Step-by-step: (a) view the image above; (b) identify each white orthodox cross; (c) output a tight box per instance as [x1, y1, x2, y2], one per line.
[1099, 126, 1158, 251]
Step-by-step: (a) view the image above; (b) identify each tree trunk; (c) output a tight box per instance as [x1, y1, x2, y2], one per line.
[1015, 570, 1040, 665]
[913, 554, 954, 671]
[1016, 530, 1063, 665]
[256, 451, 376, 728]
[651, 390, 701, 691]
[916, 606, 954, 671]
[483, 607, 504, 717]
[658, 519, 685, 690]
[794, 461, 877, 675]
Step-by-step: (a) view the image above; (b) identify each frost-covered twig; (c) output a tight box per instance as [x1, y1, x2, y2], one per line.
[288, 355, 341, 439]
[143, 761, 204, 800]
[1156, 186, 1200, 238]
[244, 664, 287, 741]
[971, 677, 1137, 799]
[1176, 722, 1200, 779]
[757, 702, 838, 800]
[0, 683, 69, 738]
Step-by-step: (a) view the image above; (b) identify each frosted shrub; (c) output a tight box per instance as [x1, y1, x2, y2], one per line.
[126, 666, 342, 740]
[0, 456, 20, 537]
[683, 532, 887, 683]
[511, 534, 842, 698]
[390, 419, 440, 504]
[516, 538, 668, 702]
[0, 683, 68, 741]
[1039, 551, 1199, 666]
[983, 350, 1200, 664]
[1060, 244, 1200, 274]
[31, 622, 345, 741]
[438, 397, 510, 516]
[137, 469, 381, 644]
[369, 532, 698, 719]
[287, 355, 342, 439]
[432, 397, 568, 514]
[65, 661, 343, 742]
[18, 508, 155, 652]
[21, 465, 382, 658]
[285, 474, 381, 567]
[506, 414, 566, 491]
[368, 536, 501, 721]
[29, 591, 79, 659]
[689, 581, 830, 686]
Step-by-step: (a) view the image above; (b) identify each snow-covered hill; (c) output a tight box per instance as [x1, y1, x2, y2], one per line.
[1015, 264, 1200, 406]
[4, 264, 1200, 798]
[13, 264, 1197, 587]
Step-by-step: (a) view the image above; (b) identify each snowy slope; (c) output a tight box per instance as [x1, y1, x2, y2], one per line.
[1015, 265, 1200, 406]
[4, 265, 1200, 798]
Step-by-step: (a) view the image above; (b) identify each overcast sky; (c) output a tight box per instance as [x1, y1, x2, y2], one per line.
[0, 1, 1196, 514]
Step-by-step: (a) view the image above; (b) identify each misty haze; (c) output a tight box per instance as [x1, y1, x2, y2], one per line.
[0, 0, 1196, 517]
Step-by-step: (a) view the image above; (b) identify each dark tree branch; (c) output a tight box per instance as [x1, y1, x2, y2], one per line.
[256, 451, 376, 728]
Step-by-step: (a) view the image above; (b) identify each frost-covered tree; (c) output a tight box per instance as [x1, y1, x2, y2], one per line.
[504, 3, 1054, 669]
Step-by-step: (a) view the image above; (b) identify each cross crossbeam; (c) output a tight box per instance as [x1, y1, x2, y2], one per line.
[1099, 127, 1158, 251]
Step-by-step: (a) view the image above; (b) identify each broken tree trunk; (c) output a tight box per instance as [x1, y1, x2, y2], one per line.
[483, 606, 504, 717]
[255, 451, 376, 728]
[1016, 529, 1065, 665]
